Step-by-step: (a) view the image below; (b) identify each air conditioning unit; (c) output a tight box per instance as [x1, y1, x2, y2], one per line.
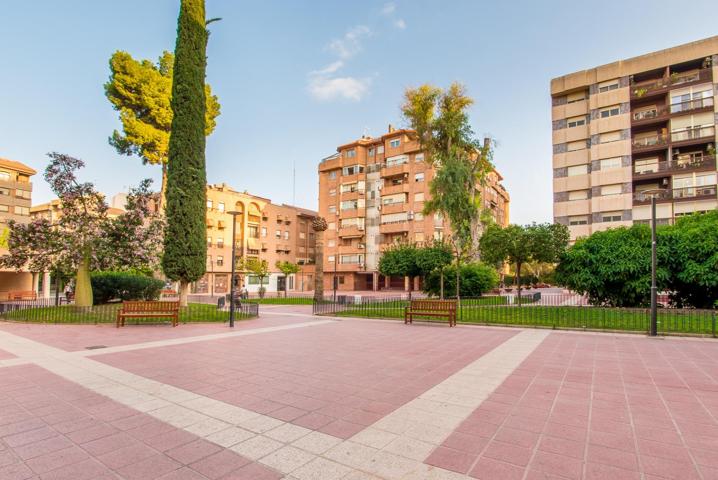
[358, 226, 365, 231]
[377, 205, 382, 211]
[358, 243, 365, 249]
[661, 178, 669, 186]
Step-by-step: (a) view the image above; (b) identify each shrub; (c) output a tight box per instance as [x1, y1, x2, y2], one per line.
[91, 272, 164, 305]
[423, 262, 498, 297]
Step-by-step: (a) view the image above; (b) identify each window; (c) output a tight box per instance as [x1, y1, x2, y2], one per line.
[601, 211, 622, 222]
[381, 194, 405, 205]
[329, 188, 336, 196]
[216, 238, 224, 248]
[414, 173, 425, 182]
[567, 165, 588, 176]
[386, 155, 408, 167]
[414, 192, 425, 202]
[207, 236, 212, 247]
[377, 145, 384, 154]
[0, 205, 9, 212]
[15, 190, 31, 199]
[368, 147, 375, 157]
[0, 188, 9, 196]
[601, 184, 622, 196]
[249, 226, 259, 238]
[247, 275, 268, 285]
[568, 215, 588, 225]
[327, 255, 335, 263]
[634, 157, 659, 174]
[328, 171, 337, 180]
[568, 190, 589, 201]
[415, 153, 425, 162]
[600, 105, 621, 118]
[0, 172, 10, 181]
[328, 205, 336, 214]
[206, 200, 213, 209]
[299, 231, 306, 240]
[217, 202, 225, 213]
[216, 255, 224, 266]
[414, 212, 424, 221]
[600, 131, 622, 143]
[284, 231, 290, 240]
[14, 206, 29, 216]
[389, 139, 400, 148]
[344, 149, 356, 158]
[342, 165, 364, 176]
[670, 86, 713, 113]
[328, 222, 336, 230]
[600, 157, 622, 170]
[567, 140, 587, 152]
[328, 239, 336, 247]
[261, 227, 267, 237]
[566, 91, 587, 103]
[341, 200, 359, 210]
[598, 79, 619, 93]
[340, 254, 364, 264]
[275, 230, 281, 239]
[567, 115, 586, 128]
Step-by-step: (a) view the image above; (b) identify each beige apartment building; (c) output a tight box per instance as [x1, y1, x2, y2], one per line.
[318, 126, 510, 292]
[552, 36, 718, 241]
[198, 183, 317, 296]
[0, 158, 37, 297]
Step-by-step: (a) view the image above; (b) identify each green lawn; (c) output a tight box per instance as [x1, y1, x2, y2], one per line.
[244, 297, 314, 305]
[1, 302, 257, 325]
[331, 303, 716, 336]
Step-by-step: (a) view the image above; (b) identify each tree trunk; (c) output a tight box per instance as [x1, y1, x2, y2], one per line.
[313, 231, 324, 301]
[75, 253, 93, 307]
[159, 162, 168, 213]
[407, 276, 412, 301]
[516, 262, 522, 307]
[178, 281, 189, 307]
[285, 276, 288, 298]
[440, 270, 444, 300]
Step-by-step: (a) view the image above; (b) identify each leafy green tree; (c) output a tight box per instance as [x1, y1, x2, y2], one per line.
[312, 217, 328, 301]
[162, 0, 212, 306]
[662, 211, 718, 308]
[415, 241, 453, 298]
[276, 261, 301, 297]
[243, 258, 269, 298]
[402, 83, 494, 298]
[105, 50, 220, 209]
[423, 262, 498, 298]
[481, 223, 569, 303]
[378, 242, 422, 299]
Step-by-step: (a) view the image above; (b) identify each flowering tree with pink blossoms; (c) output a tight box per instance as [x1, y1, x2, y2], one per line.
[0, 153, 164, 307]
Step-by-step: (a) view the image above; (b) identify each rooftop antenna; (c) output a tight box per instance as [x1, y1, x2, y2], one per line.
[363, 126, 371, 138]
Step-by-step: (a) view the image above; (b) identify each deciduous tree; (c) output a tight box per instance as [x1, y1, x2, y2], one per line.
[312, 217, 328, 301]
[415, 241, 453, 298]
[243, 258, 269, 298]
[378, 242, 422, 299]
[276, 261, 300, 297]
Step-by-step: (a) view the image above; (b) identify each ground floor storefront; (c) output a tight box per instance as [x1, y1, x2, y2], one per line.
[322, 271, 422, 292]
[192, 267, 315, 296]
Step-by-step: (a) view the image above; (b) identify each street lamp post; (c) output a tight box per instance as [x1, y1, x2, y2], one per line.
[643, 189, 664, 337]
[227, 211, 241, 328]
[333, 253, 338, 303]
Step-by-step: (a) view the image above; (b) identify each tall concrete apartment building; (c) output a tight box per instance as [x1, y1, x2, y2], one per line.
[318, 126, 510, 292]
[0, 158, 37, 297]
[199, 184, 317, 295]
[552, 36, 718, 241]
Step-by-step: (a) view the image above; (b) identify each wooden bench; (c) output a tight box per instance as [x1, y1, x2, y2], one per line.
[116, 301, 180, 328]
[404, 299, 458, 327]
[8, 290, 37, 301]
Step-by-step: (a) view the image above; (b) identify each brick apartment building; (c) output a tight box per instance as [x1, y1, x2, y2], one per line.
[0, 158, 37, 298]
[318, 126, 510, 292]
[552, 36, 718, 241]
[198, 183, 317, 296]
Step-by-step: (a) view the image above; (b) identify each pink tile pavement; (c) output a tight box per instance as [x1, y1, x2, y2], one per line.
[0, 364, 281, 479]
[425, 332, 718, 480]
[94, 320, 519, 438]
[0, 314, 300, 352]
[0, 348, 16, 360]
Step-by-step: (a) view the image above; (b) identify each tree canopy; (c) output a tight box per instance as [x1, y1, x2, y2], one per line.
[105, 50, 220, 208]
[423, 262, 498, 298]
[276, 261, 301, 297]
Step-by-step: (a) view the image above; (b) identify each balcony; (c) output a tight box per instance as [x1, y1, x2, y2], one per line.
[670, 126, 715, 144]
[381, 163, 410, 177]
[381, 182, 410, 196]
[337, 225, 365, 238]
[379, 202, 407, 215]
[631, 133, 668, 152]
[379, 221, 410, 234]
[670, 96, 714, 114]
[673, 185, 717, 201]
[633, 189, 672, 205]
[633, 155, 716, 179]
[630, 69, 712, 99]
[631, 105, 669, 126]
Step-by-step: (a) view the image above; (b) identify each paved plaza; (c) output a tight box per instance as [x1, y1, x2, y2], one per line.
[0, 306, 716, 480]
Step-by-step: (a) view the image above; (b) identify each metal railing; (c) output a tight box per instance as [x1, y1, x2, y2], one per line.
[0, 297, 259, 324]
[634, 155, 716, 176]
[673, 185, 717, 199]
[631, 69, 711, 97]
[632, 133, 668, 148]
[671, 126, 716, 142]
[670, 96, 714, 113]
[313, 294, 717, 336]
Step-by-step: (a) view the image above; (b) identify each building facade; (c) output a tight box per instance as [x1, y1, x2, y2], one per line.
[198, 183, 317, 296]
[317, 126, 510, 292]
[552, 36, 718, 241]
[0, 158, 37, 297]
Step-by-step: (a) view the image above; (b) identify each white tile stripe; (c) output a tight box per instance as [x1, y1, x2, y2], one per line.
[0, 322, 549, 479]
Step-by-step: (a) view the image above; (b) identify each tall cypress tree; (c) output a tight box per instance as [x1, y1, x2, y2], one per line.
[162, 0, 208, 306]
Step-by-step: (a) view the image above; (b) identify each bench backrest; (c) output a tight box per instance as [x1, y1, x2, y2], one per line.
[121, 300, 180, 312]
[409, 299, 457, 312]
[9, 290, 37, 300]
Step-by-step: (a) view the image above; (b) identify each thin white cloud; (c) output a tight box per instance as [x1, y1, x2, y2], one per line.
[381, 2, 396, 15]
[310, 60, 344, 76]
[308, 76, 371, 102]
[394, 18, 407, 30]
[327, 25, 371, 60]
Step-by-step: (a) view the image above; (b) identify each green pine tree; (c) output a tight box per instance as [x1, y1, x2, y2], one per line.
[162, 0, 210, 306]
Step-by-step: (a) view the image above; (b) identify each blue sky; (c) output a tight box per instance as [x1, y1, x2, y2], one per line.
[1, 0, 716, 224]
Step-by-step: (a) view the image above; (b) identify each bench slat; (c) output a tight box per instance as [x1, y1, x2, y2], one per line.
[117, 301, 180, 328]
[404, 299, 458, 327]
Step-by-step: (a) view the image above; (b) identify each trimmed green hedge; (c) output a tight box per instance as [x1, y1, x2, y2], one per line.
[91, 272, 164, 305]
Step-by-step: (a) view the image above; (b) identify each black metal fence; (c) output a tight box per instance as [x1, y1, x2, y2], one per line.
[0, 297, 259, 325]
[313, 294, 717, 337]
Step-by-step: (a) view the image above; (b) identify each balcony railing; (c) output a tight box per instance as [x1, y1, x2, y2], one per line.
[670, 96, 714, 114]
[673, 185, 717, 200]
[632, 133, 668, 149]
[633, 189, 672, 202]
[671, 126, 715, 143]
[634, 155, 716, 176]
[631, 69, 711, 98]
[632, 105, 668, 122]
